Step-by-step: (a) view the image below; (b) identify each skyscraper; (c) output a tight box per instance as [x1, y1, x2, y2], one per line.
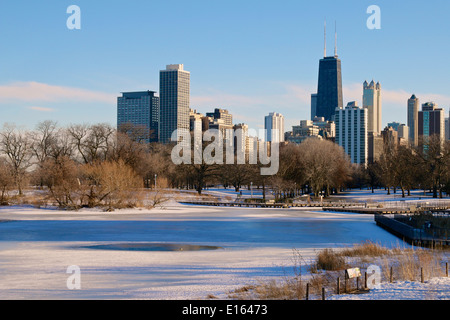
[315, 23, 343, 121]
[418, 102, 445, 143]
[310, 93, 317, 121]
[316, 57, 343, 121]
[335, 101, 368, 166]
[117, 91, 159, 143]
[407, 94, 419, 146]
[264, 112, 285, 143]
[363, 80, 382, 135]
[159, 64, 190, 144]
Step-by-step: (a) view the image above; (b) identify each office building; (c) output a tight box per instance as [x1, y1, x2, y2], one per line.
[335, 101, 368, 165]
[159, 64, 190, 144]
[315, 23, 343, 121]
[407, 94, 419, 146]
[208, 118, 233, 138]
[286, 117, 335, 145]
[368, 133, 383, 164]
[363, 80, 382, 135]
[397, 124, 409, 145]
[445, 112, 449, 140]
[189, 109, 204, 134]
[265, 112, 285, 143]
[387, 122, 401, 132]
[418, 102, 445, 143]
[117, 91, 159, 143]
[312, 116, 336, 139]
[311, 93, 318, 121]
[382, 126, 399, 148]
[316, 56, 343, 121]
[206, 108, 233, 126]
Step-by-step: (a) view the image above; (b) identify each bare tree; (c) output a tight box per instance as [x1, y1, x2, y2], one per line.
[0, 124, 33, 195]
[67, 124, 90, 163]
[48, 127, 76, 161]
[38, 156, 81, 209]
[67, 123, 115, 164]
[297, 138, 352, 197]
[415, 135, 450, 198]
[80, 160, 144, 209]
[29, 120, 59, 165]
[0, 159, 14, 204]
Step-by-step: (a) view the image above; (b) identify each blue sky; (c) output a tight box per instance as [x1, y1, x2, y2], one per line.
[0, 0, 449, 131]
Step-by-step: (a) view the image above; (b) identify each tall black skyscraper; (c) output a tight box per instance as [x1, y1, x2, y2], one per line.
[313, 22, 343, 121]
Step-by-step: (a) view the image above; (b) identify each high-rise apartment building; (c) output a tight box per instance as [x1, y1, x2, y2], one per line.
[445, 110, 450, 140]
[363, 80, 382, 135]
[398, 124, 409, 142]
[265, 112, 285, 143]
[418, 102, 445, 143]
[117, 91, 159, 143]
[159, 64, 190, 144]
[189, 109, 204, 134]
[206, 108, 233, 126]
[407, 94, 419, 146]
[335, 101, 368, 165]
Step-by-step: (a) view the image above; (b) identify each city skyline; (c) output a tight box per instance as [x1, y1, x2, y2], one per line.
[1, 1, 450, 132]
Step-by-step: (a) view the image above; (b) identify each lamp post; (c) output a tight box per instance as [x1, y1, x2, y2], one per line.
[250, 181, 253, 199]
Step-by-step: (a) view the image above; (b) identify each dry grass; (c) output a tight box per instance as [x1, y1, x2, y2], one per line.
[339, 240, 391, 258]
[311, 248, 347, 272]
[226, 242, 449, 300]
[383, 247, 447, 282]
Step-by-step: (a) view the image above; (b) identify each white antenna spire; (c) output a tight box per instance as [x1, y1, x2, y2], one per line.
[334, 21, 337, 57]
[324, 20, 327, 58]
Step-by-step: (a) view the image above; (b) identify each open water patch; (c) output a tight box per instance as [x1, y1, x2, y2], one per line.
[79, 243, 223, 252]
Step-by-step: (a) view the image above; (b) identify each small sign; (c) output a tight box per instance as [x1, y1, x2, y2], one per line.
[346, 268, 362, 279]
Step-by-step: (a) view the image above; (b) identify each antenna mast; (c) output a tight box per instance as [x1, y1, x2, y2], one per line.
[334, 21, 337, 57]
[324, 20, 327, 58]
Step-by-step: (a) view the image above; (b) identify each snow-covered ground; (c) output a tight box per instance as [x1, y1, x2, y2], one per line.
[329, 277, 450, 300]
[0, 189, 448, 300]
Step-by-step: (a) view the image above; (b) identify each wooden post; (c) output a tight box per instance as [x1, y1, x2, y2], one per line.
[356, 276, 359, 290]
[322, 287, 326, 301]
[421, 267, 424, 283]
[364, 272, 368, 289]
[344, 275, 348, 293]
[305, 283, 310, 300]
[390, 267, 393, 283]
[337, 277, 340, 294]
[446, 263, 448, 277]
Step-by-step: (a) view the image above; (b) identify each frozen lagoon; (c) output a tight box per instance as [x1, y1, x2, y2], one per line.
[0, 199, 404, 300]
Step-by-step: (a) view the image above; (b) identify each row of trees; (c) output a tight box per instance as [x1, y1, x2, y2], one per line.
[0, 121, 449, 209]
[356, 135, 450, 198]
[0, 121, 169, 208]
